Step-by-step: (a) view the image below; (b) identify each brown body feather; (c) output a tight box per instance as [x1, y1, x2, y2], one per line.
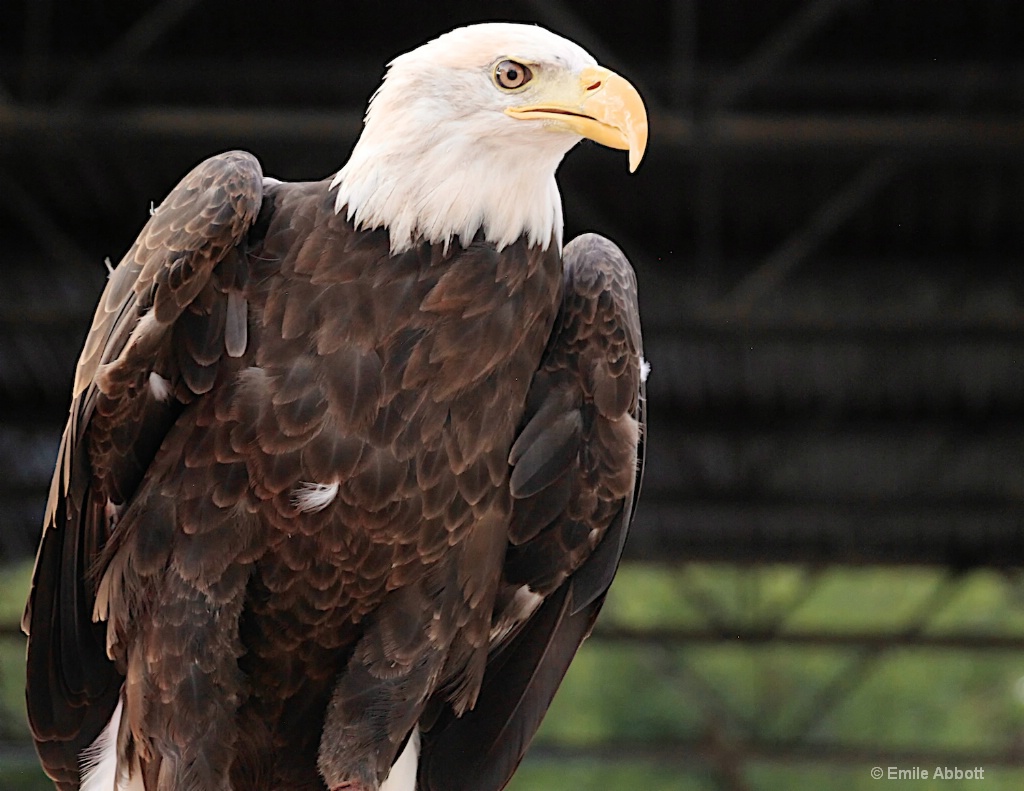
[24, 152, 644, 791]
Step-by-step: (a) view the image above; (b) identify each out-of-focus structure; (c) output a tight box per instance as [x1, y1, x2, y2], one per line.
[0, 2, 1022, 788]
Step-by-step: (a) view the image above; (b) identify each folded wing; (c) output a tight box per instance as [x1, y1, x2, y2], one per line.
[418, 232, 646, 791]
[23, 151, 264, 789]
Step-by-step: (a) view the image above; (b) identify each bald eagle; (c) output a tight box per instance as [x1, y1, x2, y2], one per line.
[24, 22, 647, 791]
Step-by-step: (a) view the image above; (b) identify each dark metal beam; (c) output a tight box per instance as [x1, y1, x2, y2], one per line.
[644, 331, 1024, 412]
[4, 58, 1021, 109]
[593, 626, 1024, 651]
[709, 0, 864, 108]
[1, 107, 1021, 158]
[529, 741, 1024, 770]
[0, 105, 363, 145]
[661, 114, 1024, 156]
[629, 501, 1024, 567]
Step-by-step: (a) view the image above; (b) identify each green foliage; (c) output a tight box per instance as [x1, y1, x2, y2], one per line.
[511, 760, 718, 791]
[3, 560, 1024, 789]
[513, 563, 1024, 789]
[0, 762, 49, 791]
[0, 563, 31, 627]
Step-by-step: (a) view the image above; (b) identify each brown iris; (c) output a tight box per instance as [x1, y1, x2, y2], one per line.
[494, 60, 532, 90]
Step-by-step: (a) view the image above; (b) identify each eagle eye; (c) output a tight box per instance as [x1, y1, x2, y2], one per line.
[494, 60, 532, 90]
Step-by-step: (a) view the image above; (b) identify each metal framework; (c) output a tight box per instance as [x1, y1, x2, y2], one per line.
[0, 1, 1021, 787]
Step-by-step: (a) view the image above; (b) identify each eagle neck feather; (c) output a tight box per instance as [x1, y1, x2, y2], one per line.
[332, 138, 565, 255]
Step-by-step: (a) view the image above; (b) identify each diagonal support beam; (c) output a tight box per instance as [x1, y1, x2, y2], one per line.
[721, 155, 898, 311]
[762, 567, 827, 633]
[60, 0, 205, 107]
[710, 0, 864, 108]
[778, 571, 963, 742]
[654, 646, 760, 736]
[0, 171, 94, 268]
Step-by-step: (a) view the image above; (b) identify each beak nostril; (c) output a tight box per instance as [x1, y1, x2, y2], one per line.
[586, 81, 602, 91]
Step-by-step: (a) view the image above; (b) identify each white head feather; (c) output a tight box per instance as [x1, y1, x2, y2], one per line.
[332, 23, 597, 254]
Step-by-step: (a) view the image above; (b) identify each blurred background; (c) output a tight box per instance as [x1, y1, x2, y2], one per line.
[1, 0, 1023, 789]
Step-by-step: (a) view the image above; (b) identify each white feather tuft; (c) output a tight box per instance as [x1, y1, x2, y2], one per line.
[81, 697, 143, 791]
[148, 372, 173, 402]
[640, 356, 651, 384]
[489, 585, 544, 644]
[81, 699, 120, 791]
[381, 728, 420, 791]
[292, 481, 340, 513]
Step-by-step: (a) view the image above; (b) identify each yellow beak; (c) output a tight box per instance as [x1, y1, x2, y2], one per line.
[505, 66, 649, 172]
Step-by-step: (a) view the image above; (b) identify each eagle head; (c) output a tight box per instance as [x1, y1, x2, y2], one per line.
[332, 22, 648, 254]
